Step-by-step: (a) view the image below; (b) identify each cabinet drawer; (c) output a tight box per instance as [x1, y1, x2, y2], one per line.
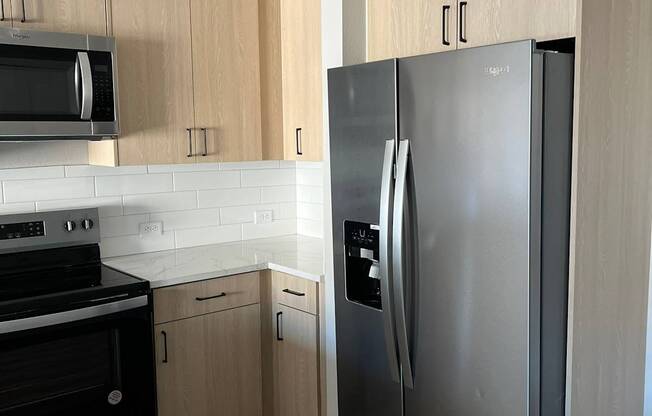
[272, 271, 318, 315]
[154, 272, 260, 324]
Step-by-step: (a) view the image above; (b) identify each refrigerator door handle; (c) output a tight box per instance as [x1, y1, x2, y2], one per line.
[392, 138, 415, 389]
[380, 139, 400, 383]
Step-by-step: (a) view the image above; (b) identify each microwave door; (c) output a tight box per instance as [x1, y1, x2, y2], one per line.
[77, 51, 93, 121]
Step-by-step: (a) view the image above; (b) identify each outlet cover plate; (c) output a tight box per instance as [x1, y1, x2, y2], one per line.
[254, 210, 273, 224]
[139, 221, 163, 237]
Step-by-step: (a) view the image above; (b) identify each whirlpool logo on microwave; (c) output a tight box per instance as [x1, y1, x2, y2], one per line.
[485, 65, 510, 77]
[11, 33, 30, 40]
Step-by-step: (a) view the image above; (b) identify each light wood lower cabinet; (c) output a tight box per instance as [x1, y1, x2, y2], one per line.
[273, 304, 319, 416]
[155, 303, 263, 416]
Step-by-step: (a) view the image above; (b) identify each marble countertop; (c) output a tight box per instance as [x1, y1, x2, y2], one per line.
[102, 235, 324, 289]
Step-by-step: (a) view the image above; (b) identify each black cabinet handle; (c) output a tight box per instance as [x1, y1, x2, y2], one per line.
[276, 311, 283, 341]
[295, 127, 303, 155]
[161, 331, 168, 363]
[442, 5, 450, 46]
[20, 0, 26, 22]
[1, 0, 5, 22]
[459, 1, 468, 43]
[195, 292, 226, 301]
[186, 128, 193, 157]
[201, 128, 208, 156]
[282, 288, 305, 297]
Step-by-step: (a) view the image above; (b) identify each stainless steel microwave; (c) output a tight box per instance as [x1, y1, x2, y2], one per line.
[0, 28, 118, 140]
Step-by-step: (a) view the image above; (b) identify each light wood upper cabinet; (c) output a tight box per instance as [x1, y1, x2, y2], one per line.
[110, 0, 196, 165]
[259, 0, 323, 161]
[367, 0, 457, 61]
[0, 0, 11, 27]
[273, 304, 319, 416]
[458, 0, 576, 49]
[155, 303, 263, 416]
[190, 0, 263, 162]
[11, 0, 107, 35]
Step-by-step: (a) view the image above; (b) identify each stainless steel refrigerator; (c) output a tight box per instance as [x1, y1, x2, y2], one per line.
[327, 40, 573, 416]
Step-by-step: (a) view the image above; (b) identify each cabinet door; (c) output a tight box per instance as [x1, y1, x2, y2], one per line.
[367, 0, 457, 61]
[11, 0, 107, 35]
[458, 0, 576, 49]
[273, 304, 319, 416]
[190, 0, 262, 162]
[156, 304, 263, 416]
[0, 0, 11, 27]
[280, 0, 323, 161]
[111, 0, 196, 165]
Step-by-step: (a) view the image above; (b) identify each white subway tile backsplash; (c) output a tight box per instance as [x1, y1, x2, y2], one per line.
[0, 166, 64, 180]
[296, 168, 323, 186]
[124, 191, 197, 214]
[242, 219, 297, 240]
[4, 177, 94, 203]
[99, 214, 149, 238]
[101, 233, 176, 257]
[147, 163, 221, 173]
[241, 169, 296, 187]
[36, 196, 124, 217]
[149, 208, 220, 231]
[65, 165, 147, 177]
[175, 224, 242, 248]
[174, 171, 240, 191]
[297, 202, 323, 222]
[0, 161, 324, 256]
[0, 202, 36, 214]
[198, 188, 261, 208]
[220, 161, 280, 170]
[261, 186, 297, 203]
[96, 174, 173, 196]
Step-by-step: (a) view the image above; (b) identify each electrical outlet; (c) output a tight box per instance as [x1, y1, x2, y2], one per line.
[254, 210, 273, 224]
[139, 221, 163, 237]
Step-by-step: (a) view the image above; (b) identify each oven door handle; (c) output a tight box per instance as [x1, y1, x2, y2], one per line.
[77, 51, 93, 120]
[0, 295, 148, 335]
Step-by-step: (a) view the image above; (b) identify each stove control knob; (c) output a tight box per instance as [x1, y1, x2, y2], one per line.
[64, 220, 76, 232]
[81, 218, 94, 230]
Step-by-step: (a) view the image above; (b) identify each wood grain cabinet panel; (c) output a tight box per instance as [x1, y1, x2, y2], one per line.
[11, 0, 107, 35]
[367, 0, 457, 61]
[273, 304, 319, 416]
[110, 0, 196, 165]
[272, 271, 318, 315]
[457, 0, 576, 49]
[259, 0, 323, 161]
[0, 0, 12, 27]
[190, 0, 263, 162]
[155, 303, 263, 416]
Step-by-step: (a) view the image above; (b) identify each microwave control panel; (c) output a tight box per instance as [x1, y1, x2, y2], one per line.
[89, 51, 115, 122]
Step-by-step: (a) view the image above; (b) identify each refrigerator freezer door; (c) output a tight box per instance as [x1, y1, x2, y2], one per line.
[328, 60, 403, 416]
[399, 41, 541, 415]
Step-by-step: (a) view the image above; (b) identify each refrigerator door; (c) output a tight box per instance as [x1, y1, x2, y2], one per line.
[328, 60, 403, 416]
[398, 41, 541, 415]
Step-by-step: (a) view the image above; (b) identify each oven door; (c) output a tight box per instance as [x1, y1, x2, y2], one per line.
[0, 296, 155, 416]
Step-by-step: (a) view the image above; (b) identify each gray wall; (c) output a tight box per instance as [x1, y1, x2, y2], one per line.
[342, 0, 366, 65]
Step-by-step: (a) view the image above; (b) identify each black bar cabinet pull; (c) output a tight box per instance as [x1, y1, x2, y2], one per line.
[20, 0, 26, 22]
[296, 127, 303, 155]
[195, 292, 227, 301]
[201, 128, 208, 156]
[276, 311, 284, 341]
[459, 1, 468, 43]
[442, 5, 450, 46]
[282, 288, 305, 297]
[161, 331, 168, 363]
[1, 0, 5, 21]
[186, 128, 193, 157]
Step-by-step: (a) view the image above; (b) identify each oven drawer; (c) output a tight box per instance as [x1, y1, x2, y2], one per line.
[272, 271, 318, 315]
[153, 272, 260, 324]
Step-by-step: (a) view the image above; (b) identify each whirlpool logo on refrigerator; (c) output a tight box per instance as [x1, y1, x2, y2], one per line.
[485, 65, 510, 77]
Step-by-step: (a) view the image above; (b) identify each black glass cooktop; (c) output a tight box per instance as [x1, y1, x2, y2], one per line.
[0, 244, 149, 322]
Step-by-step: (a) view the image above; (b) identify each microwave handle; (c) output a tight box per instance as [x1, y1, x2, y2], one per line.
[77, 52, 93, 120]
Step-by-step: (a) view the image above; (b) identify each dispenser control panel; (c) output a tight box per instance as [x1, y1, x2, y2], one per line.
[344, 221, 382, 310]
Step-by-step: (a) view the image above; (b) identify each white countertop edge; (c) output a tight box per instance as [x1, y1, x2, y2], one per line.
[144, 262, 323, 289]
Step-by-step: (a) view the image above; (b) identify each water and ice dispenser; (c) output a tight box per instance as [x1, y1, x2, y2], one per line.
[344, 221, 382, 310]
